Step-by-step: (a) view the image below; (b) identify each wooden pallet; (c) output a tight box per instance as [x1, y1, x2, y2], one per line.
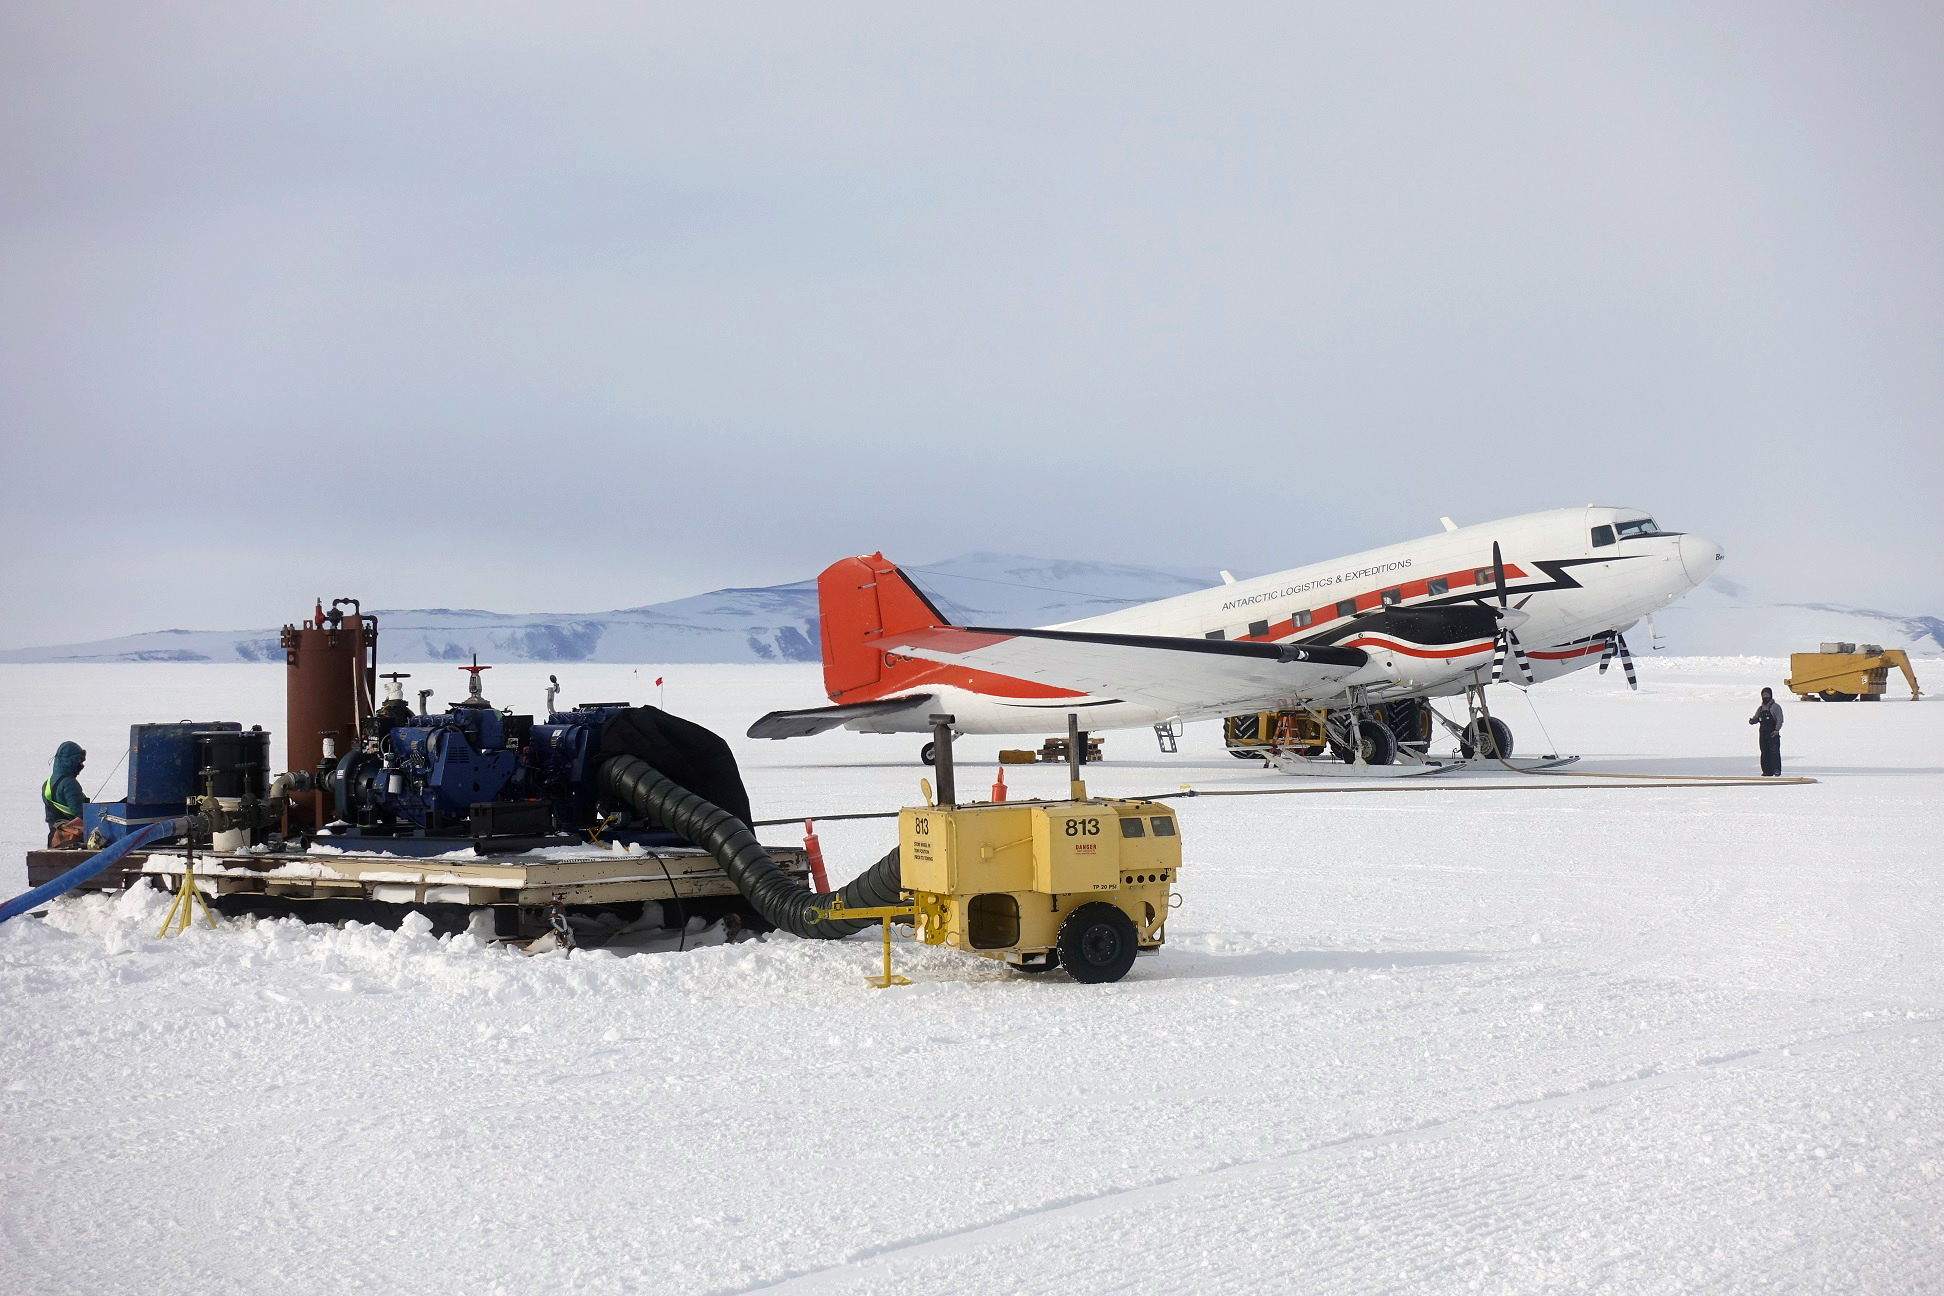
[25, 850, 147, 893]
[26, 844, 808, 910]
[1035, 736, 1105, 763]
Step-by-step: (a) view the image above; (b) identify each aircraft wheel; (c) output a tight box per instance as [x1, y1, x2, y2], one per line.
[1330, 720, 1397, 766]
[920, 740, 937, 766]
[1057, 903, 1138, 984]
[1459, 717, 1515, 760]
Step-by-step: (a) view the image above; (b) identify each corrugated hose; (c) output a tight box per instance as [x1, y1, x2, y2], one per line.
[598, 755, 903, 939]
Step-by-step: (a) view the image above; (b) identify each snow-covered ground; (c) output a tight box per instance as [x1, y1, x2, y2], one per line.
[2, 659, 1941, 1294]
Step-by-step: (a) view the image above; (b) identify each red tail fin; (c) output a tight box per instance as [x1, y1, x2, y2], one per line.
[817, 554, 951, 702]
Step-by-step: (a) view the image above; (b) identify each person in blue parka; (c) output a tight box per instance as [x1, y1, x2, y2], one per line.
[42, 741, 87, 846]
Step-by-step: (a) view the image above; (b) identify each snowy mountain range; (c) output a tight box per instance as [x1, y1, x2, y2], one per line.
[2, 558, 1936, 665]
[0, 554, 1218, 666]
[1649, 577, 1943, 658]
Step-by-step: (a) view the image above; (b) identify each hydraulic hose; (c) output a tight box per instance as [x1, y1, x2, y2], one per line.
[598, 754, 902, 939]
[0, 818, 188, 925]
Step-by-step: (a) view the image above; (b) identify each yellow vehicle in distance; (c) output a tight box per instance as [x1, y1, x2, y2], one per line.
[1786, 644, 1922, 702]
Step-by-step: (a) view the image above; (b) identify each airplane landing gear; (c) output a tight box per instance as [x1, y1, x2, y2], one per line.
[920, 740, 937, 766]
[1460, 717, 1514, 760]
[1329, 717, 1398, 766]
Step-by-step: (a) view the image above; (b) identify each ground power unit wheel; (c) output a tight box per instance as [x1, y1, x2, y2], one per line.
[1460, 717, 1515, 760]
[1056, 903, 1139, 983]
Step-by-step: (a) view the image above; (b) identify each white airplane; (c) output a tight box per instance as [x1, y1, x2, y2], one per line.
[750, 506, 1724, 766]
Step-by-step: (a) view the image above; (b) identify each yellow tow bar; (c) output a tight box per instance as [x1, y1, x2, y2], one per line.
[809, 898, 916, 988]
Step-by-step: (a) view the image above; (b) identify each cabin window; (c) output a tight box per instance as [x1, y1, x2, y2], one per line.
[1615, 517, 1659, 538]
[1293, 609, 1313, 628]
[1591, 524, 1616, 547]
[1150, 816, 1176, 836]
[1335, 598, 1357, 618]
[1204, 629, 1224, 640]
[1380, 588, 1402, 606]
[1474, 568, 1494, 586]
[1248, 619, 1269, 638]
[1119, 817, 1146, 838]
[1427, 577, 1449, 596]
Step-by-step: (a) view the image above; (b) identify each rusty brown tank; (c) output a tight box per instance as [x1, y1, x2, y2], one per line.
[280, 599, 377, 777]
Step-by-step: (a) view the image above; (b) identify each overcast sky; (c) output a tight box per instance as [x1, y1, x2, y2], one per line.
[2, 1, 1939, 647]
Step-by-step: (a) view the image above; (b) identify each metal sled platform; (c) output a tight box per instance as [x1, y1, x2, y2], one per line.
[25, 841, 811, 940]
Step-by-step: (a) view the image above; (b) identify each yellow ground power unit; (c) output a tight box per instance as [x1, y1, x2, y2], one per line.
[898, 796, 1179, 981]
[819, 713, 1181, 984]
[1786, 644, 1922, 702]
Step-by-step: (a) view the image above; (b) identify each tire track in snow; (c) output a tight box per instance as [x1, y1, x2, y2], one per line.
[732, 1015, 1944, 1294]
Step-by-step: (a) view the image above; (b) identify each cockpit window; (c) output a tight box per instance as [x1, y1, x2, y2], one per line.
[1591, 525, 1616, 548]
[1615, 517, 1659, 538]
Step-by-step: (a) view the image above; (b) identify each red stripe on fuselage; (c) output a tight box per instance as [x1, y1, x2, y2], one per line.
[1237, 564, 1531, 642]
[1526, 642, 1607, 662]
[1342, 635, 1495, 660]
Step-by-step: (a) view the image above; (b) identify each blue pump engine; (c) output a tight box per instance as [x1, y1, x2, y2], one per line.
[331, 663, 636, 837]
[526, 703, 633, 828]
[336, 705, 523, 832]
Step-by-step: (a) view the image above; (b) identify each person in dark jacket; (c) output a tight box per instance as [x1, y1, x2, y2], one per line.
[1748, 688, 1784, 776]
[42, 741, 88, 846]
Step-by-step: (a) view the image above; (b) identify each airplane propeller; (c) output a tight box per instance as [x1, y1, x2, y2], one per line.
[1481, 541, 1533, 686]
[1597, 630, 1639, 690]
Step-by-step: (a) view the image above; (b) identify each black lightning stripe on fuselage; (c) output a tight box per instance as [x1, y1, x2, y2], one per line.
[1296, 556, 1642, 649]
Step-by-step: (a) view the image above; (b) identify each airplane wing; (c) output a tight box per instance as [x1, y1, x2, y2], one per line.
[747, 693, 937, 739]
[878, 627, 1368, 716]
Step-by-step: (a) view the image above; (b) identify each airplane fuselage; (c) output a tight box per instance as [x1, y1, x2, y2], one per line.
[852, 507, 1722, 735]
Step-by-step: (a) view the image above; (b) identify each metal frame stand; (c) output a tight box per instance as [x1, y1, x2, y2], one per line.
[156, 840, 216, 938]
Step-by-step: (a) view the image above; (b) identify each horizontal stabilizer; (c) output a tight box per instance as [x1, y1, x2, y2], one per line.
[747, 693, 937, 740]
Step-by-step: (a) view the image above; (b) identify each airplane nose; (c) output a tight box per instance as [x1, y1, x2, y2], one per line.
[1678, 534, 1723, 585]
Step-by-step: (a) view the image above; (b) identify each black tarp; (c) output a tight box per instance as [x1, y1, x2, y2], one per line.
[596, 707, 753, 829]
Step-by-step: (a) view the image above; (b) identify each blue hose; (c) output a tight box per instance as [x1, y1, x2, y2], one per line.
[0, 820, 179, 925]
